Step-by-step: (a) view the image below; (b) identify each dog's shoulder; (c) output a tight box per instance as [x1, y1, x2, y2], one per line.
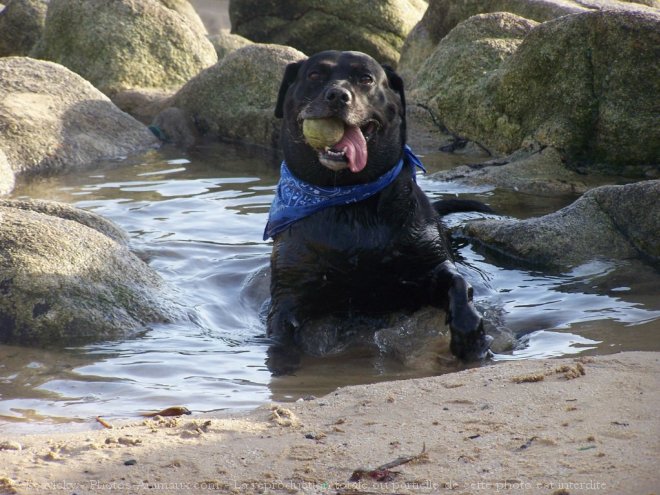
[276, 173, 444, 257]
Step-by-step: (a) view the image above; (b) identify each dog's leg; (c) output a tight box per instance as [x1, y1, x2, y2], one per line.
[430, 260, 491, 360]
[266, 299, 303, 375]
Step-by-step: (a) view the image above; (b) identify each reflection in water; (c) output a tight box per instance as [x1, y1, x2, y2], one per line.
[1, 143, 658, 428]
[493, 330, 600, 360]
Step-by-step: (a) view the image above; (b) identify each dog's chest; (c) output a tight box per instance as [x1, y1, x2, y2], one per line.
[272, 205, 444, 311]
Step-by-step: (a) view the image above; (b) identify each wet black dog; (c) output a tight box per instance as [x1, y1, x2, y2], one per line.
[264, 50, 491, 367]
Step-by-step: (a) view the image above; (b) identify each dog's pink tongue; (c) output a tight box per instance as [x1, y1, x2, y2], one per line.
[333, 125, 367, 173]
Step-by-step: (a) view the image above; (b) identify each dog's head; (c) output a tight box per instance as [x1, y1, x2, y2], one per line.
[275, 51, 406, 186]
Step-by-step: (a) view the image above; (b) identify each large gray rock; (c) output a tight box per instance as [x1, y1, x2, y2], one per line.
[399, 0, 658, 81]
[432, 146, 593, 195]
[158, 0, 208, 34]
[406, 9, 660, 177]
[32, 0, 217, 96]
[0, 151, 12, 197]
[208, 29, 252, 61]
[229, 0, 426, 66]
[493, 10, 660, 173]
[409, 12, 537, 148]
[0, 57, 159, 194]
[0, 200, 186, 345]
[111, 88, 176, 125]
[461, 180, 660, 267]
[161, 43, 306, 148]
[0, 199, 129, 244]
[0, 0, 47, 56]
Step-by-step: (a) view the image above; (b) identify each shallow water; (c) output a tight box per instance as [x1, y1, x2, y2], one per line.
[1, 143, 658, 431]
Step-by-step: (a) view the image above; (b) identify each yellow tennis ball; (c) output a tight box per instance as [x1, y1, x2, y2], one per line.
[302, 118, 345, 149]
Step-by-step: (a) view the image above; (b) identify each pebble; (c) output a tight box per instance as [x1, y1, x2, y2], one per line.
[0, 440, 22, 451]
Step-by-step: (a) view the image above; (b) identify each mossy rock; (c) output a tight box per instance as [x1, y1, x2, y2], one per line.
[431, 147, 591, 196]
[165, 43, 306, 148]
[208, 29, 252, 61]
[401, 0, 585, 62]
[462, 180, 660, 268]
[493, 10, 660, 172]
[409, 12, 537, 152]
[229, 0, 426, 66]
[406, 9, 660, 175]
[0, 200, 187, 345]
[32, 0, 217, 95]
[398, 0, 659, 80]
[0, 151, 13, 197]
[0, 57, 159, 195]
[158, 0, 208, 34]
[0, 0, 48, 56]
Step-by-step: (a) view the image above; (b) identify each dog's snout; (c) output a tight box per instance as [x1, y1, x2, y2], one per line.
[324, 86, 352, 107]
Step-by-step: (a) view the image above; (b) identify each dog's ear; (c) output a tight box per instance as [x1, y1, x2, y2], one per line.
[275, 61, 304, 118]
[382, 64, 406, 113]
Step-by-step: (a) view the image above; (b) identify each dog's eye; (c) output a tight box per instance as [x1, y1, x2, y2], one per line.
[307, 71, 322, 81]
[359, 74, 374, 85]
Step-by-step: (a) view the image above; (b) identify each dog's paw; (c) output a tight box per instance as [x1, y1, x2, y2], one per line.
[294, 317, 346, 357]
[448, 311, 493, 361]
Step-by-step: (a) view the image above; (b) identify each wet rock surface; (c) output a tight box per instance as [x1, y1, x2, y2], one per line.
[461, 180, 660, 268]
[0, 200, 187, 346]
[399, 0, 659, 194]
[0, 57, 159, 195]
[161, 43, 306, 148]
[0, 0, 48, 56]
[229, 0, 426, 66]
[32, 0, 217, 96]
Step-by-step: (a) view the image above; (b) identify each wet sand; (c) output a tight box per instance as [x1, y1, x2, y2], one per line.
[1, 352, 658, 494]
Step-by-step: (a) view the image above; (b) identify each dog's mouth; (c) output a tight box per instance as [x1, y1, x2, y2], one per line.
[303, 119, 379, 173]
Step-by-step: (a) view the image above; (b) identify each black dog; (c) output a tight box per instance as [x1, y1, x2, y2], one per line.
[264, 50, 491, 366]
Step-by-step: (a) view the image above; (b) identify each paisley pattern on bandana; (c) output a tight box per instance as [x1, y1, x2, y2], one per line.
[263, 146, 425, 240]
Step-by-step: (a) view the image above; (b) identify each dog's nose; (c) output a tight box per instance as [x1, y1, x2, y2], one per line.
[324, 86, 352, 106]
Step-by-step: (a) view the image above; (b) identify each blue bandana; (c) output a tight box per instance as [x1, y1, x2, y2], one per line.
[263, 145, 425, 240]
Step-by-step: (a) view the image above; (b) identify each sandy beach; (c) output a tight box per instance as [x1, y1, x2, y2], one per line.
[0, 352, 658, 494]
